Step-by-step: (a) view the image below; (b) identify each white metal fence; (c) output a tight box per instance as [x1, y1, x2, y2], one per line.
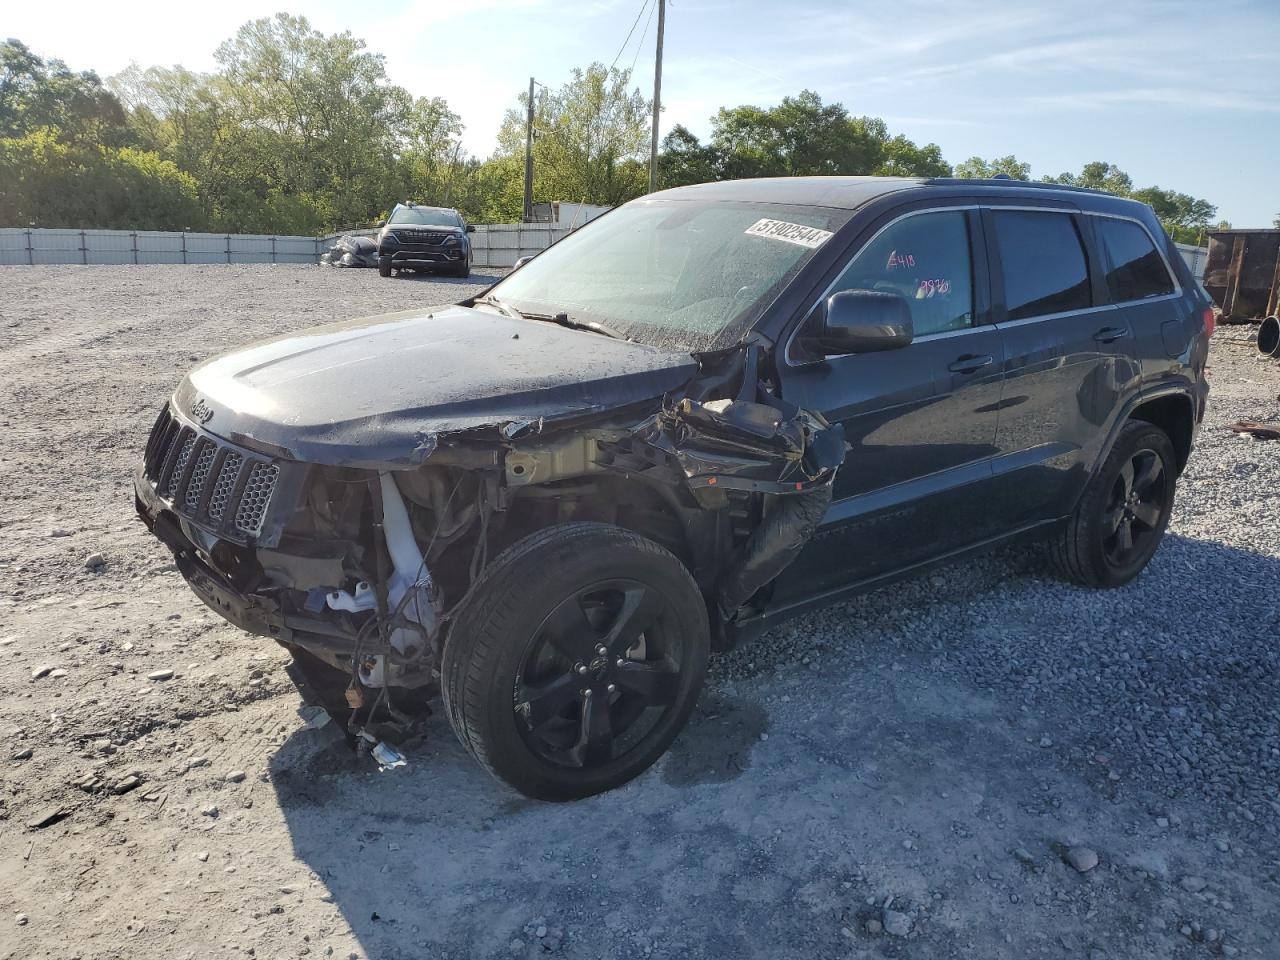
[0, 228, 320, 266]
[1, 224, 575, 269]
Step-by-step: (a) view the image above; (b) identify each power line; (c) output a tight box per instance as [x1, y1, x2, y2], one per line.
[610, 0, 654, 73]
[629, 0, 658, 76]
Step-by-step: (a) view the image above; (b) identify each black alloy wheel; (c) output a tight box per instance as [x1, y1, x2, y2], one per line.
[1102, 447, 1169, 570]
[515, 578, 683, 769]
[442, 522, 709, 800]
[1049, 419, 1177, 588]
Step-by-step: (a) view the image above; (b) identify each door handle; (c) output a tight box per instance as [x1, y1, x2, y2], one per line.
[1093, 326, 1129, 344]
[947, 354, 994, 374]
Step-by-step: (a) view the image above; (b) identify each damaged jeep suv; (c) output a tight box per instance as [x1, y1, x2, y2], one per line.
[136, 176, 1211, 800]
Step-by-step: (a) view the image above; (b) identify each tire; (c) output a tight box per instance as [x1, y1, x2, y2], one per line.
[378, 256, 392, 278]
[1049, 420, 1177, 588]
[451, 260, 470, 279]
[442, 522, 709, 800]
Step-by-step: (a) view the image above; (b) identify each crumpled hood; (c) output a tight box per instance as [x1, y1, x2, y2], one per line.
[174, 305, 698, 468]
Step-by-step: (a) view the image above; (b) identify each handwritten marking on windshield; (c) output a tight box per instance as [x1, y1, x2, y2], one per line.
[744, 218, 834, 249]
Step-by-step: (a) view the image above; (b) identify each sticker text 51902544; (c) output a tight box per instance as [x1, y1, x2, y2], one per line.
[744, 218, 834, 250]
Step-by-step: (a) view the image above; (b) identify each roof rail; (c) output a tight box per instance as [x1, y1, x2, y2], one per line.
[924, 177, 1113, 197]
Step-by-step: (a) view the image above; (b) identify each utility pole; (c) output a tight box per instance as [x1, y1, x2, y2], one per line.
[523, 76, 535, 222]
[648, 0, 665, 195]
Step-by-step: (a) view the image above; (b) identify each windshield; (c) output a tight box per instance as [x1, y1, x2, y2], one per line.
[388, 206, 461, 227]
[485, 199, 852, 351]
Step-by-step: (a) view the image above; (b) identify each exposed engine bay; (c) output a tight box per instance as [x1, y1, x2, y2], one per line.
[135, 342, 846, 742]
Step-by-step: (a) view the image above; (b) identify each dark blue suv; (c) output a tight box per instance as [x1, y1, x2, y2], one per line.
[137, 176, 1211, 800]
[376, 203, 474, 278]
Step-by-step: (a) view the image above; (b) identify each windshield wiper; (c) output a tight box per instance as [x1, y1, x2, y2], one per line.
[541, 313, 628, 341]
[472, 294, 523, 320]
[474, 296, 627, 341]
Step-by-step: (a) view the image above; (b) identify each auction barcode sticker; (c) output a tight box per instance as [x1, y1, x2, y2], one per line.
[744, 218, 834, 249]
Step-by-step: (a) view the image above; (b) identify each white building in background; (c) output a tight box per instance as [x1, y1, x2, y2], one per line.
[529, 202, 611, 228]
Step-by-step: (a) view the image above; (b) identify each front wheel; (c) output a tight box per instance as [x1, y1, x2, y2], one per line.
[442, 522, 709, 800]
[377, 256, 392, 278]
[1049, 420, 1176, 588]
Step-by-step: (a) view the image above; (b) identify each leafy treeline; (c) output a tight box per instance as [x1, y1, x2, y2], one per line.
[952, 156, 1221, 244]
[0, 15, 1221, 241]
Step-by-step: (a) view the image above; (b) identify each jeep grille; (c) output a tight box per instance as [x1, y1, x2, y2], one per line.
[144, 406, 282, 541]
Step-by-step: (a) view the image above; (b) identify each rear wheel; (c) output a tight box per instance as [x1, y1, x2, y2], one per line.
[442, 522, 709, 800]
[1049, 420, 1176, 587]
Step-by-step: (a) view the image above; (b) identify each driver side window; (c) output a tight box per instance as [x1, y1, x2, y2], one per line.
[830, 211, 974, 336]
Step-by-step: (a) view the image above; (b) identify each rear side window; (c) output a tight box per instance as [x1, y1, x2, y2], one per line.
[992, 211, 1091, 321]
[1095, 218, 1175, 302]
[828, 210, 974, 336]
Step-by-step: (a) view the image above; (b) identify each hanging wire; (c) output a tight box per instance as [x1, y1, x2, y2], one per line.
[629, 0, 659, 76]
[610, 0, 654, 73]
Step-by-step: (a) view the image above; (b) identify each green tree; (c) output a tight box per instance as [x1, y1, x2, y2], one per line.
[403, 95, 467, 207]
[1042, 161, 1217, 243]
[451, 154, 527, 223]
[1131, 187, 1216, 233]
[877, 131, 950, 177]
[712, 92, 878, 177]
[953, 155, 1031, 180]
[1, 39, 129, 146]
[496, 63, 651, 207]
[672, 91, 949, 182]
[212, 14, 407, 230]
[658, 123, 719, 188]
[108, 64, 249, 225]
[0, 126, 202, 229]
[1042, 160, 1134, 195]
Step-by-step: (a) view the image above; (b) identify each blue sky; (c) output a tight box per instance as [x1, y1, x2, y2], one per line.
[11, 0, 1279, 226]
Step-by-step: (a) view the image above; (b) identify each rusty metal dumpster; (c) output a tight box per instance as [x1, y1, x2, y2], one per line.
[1204, 229, 1280, 322]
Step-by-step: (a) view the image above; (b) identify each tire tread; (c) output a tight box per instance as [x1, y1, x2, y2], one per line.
[1049, 419, 1173, 588]
[440, 522, 706, 797]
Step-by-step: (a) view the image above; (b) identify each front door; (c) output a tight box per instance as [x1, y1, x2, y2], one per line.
[773, 207, 1006, 604]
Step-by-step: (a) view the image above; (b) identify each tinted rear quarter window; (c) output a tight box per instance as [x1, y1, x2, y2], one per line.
[992, 211, 1092, 321]
[1095, 218, 1175, 302]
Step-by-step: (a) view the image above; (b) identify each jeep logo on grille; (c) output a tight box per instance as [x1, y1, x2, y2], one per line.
[190, 398, 214, 424]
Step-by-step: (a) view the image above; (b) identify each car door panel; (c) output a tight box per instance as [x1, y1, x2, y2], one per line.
[769, 206, 1007, 603]
[982, 208, 1137, 526]
[774, 328, 1005, 599]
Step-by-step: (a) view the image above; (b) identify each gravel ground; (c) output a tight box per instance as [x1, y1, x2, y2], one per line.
[1, 265, 1278, 960]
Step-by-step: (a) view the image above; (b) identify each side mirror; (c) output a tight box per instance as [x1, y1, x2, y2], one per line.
[513, 254, 535, 270]
[465, 224, 476, 233]
[375, 220, 386, 228]
[803, 289, 913, 357]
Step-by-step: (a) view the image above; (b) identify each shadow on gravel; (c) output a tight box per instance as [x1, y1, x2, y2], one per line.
[389, 270, 505, 285]
[264, 533, 1280, 960]
[661, 691, 768, 787]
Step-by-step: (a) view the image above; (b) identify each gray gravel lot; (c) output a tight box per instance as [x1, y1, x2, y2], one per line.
[0, 265, 1277, 960]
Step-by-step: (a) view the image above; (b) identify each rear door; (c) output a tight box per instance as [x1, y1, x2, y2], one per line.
[772, 205, 1007, 602]
[983, 207, 1140, 526]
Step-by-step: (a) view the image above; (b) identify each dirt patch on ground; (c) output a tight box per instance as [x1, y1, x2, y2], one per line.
[1, 267, 1277, 960]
